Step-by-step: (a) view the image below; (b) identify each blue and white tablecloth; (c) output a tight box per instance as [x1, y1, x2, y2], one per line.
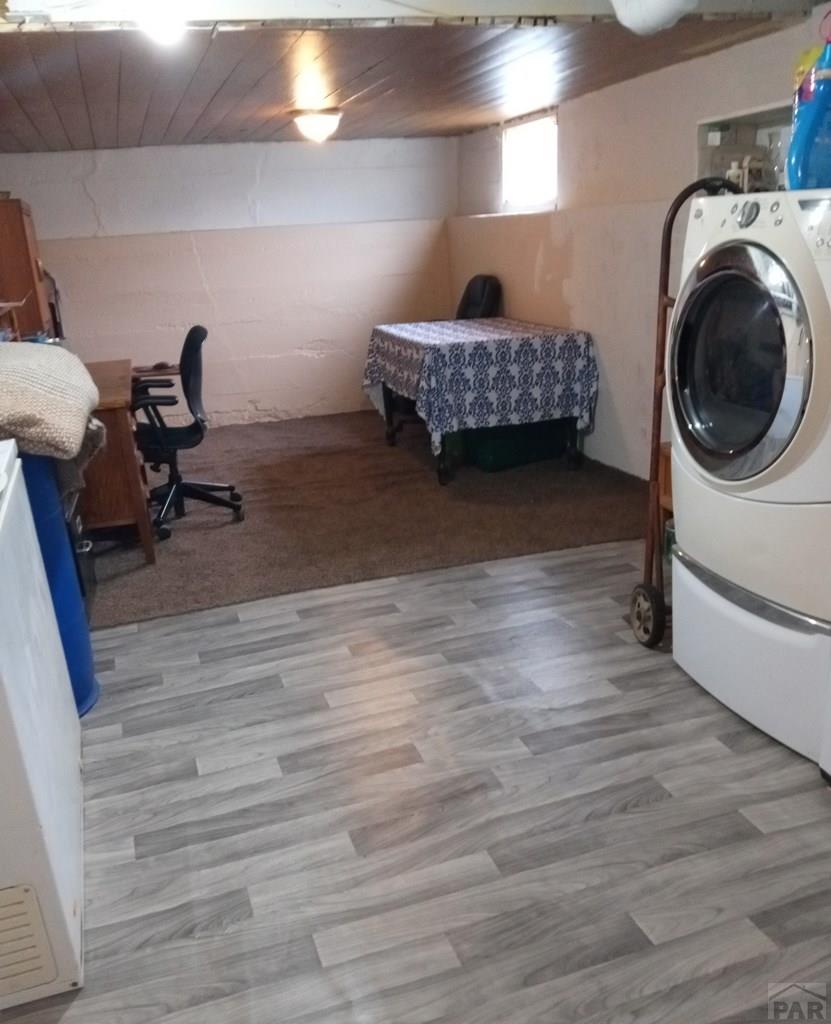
[362, 317, 599, 454]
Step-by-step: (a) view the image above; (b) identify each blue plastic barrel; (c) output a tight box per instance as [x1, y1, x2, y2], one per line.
[21, 454, 100, 717]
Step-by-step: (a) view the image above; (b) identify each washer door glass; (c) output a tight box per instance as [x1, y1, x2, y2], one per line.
[671, 243, 812, 481]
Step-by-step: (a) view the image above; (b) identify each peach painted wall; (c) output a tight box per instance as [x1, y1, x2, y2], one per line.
[452, 8, 829, 478]
[447, 205, 669, 478]
[556, 11, 825, 209]
[458, 10, 826, 216]
[42, 218, 452, 424]
[0, 137, 458, 423]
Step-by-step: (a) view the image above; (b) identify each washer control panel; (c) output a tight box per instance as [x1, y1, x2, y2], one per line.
[700, 195, 786, 233]
[686, 191, 831, 265]
[795, 196, 831, 255]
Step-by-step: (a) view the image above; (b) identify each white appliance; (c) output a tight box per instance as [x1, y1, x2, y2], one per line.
[668, 191, 831, 777]
[0, 439, 84, 1009]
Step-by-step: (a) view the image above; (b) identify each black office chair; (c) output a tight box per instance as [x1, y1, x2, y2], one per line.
[132, 325, 243, 540]
[456, 275, 502, 319]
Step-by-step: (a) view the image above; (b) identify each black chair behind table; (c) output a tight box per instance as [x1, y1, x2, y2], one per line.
[455, 274, 502, 319]
[383, 274, 504, 444]
[132, 325, 244, 540]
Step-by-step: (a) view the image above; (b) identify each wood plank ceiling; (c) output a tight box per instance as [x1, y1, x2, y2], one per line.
[0, 17, 789, 151]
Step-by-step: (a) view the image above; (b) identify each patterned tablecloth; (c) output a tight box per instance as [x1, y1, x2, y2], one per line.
[362, 317, 599, 454]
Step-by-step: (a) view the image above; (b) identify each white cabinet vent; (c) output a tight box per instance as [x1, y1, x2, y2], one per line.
[0, 886, 57, 997]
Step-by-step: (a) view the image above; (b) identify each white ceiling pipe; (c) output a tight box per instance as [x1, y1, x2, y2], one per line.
[609, 0, 699, 33]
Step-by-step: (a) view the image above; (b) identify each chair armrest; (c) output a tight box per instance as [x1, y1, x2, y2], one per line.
[133, 378, 176, 390]
[132, 394, 178, 411]
[132, 394, 178, 449]
[132, 379, 176, 402]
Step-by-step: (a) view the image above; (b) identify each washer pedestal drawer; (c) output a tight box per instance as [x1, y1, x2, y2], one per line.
[673, 553, 831, 772]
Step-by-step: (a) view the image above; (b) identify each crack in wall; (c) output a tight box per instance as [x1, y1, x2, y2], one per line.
[189, 233, 219, 320]
[206, 391, 361, 425]
[79, 153, 105, 237]
[246, 149, 266, 228]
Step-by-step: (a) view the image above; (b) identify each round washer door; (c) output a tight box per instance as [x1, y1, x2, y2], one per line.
[670, 241, 812, 481]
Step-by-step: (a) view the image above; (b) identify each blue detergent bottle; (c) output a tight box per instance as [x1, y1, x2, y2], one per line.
[788, 39, 831, 189]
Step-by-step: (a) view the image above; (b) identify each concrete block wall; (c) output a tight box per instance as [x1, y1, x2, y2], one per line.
[0, 137, 458, 423]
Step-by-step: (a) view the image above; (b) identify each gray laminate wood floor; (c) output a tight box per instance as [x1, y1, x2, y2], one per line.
[10, 540, 831, 1024]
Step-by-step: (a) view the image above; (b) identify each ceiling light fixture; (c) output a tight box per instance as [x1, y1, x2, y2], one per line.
[292, 109, 342, 144]
[135, 3, 187, 46]
[609, 0, 697, 34]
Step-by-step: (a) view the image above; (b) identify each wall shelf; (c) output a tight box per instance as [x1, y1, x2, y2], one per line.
[697, 103, 791, 189]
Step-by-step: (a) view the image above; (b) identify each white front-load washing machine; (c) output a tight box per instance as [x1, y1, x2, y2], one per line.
[669, 190, 831, 778]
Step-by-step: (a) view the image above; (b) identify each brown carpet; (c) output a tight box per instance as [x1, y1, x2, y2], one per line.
[91, 411, 646, 628]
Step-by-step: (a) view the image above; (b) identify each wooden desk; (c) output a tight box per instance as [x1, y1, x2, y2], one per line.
[80, 359, 155, 564]
[132, 362, 180, 380]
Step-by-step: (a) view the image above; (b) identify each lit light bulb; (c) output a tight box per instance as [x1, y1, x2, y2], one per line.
[136, 1, 187, 46]
[292, 109, 342, 144]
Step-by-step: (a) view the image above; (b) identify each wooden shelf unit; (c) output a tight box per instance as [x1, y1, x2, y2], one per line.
[0, 199, 53, 338]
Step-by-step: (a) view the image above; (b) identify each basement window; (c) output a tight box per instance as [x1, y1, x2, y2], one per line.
[501, 116, 558, 212]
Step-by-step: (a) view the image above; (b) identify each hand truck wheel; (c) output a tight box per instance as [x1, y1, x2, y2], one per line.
[630, 583, 666, 648]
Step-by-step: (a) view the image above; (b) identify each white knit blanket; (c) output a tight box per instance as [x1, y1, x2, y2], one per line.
[0, 344, 99, 459]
